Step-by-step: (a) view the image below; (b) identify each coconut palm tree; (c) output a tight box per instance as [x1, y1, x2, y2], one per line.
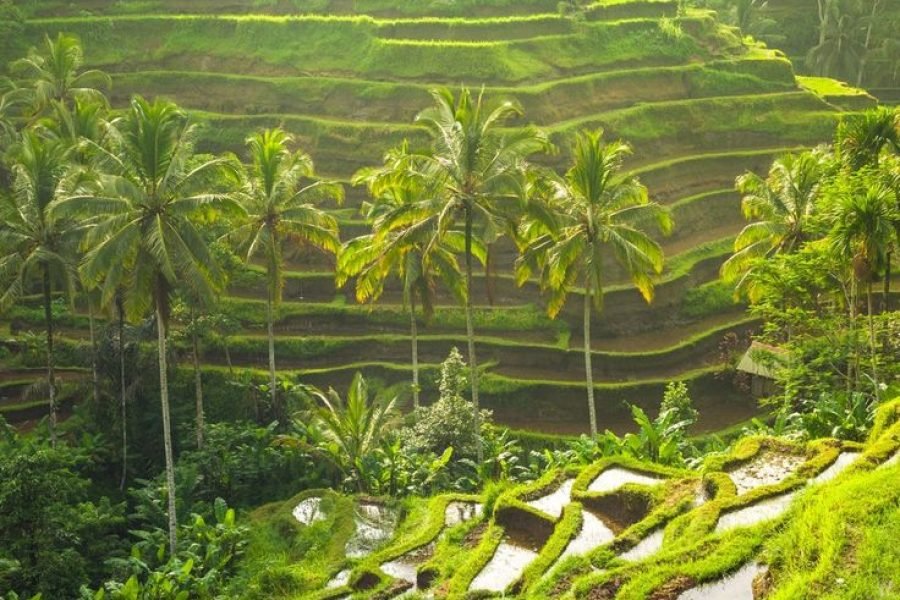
[11, 33, 109, 119]
[721, 151, 827, 300]
[340, 145, 468, 409]
[0, 132, 76, 446]
[517, 129, 670, 437]
[228, 128, 342, 412]
[411, 87, 549, 459]
[54, 96, 235, 556]
[806, 1, 866, 83]
[828, 175, 898, 397]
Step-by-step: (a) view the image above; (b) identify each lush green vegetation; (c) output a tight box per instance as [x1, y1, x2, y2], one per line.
[0, 0, 897, 598]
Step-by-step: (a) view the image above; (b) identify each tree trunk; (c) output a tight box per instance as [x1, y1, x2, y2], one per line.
[191, 308, 205, 449]
[87, 298, 99, 405]
[42, 265, 57, 447]
[118, 298, 128, 491]
[816, 0, 827, 46]
[465, 206, 482, 463]
[266, 289, 278, 414]
[867, 281, 879, 401]
[583, 280, 598, 437]
[882, 251, 891, 314]
[410, 293, 420, 410]
[856, 0, 880, 87]
[155, 297, 178, 557]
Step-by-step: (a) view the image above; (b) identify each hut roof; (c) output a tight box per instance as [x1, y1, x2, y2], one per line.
[736, 341, 788, 379]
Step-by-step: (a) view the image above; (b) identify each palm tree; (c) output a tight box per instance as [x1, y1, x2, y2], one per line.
[517, 130, 670, 437]
[11, 33, 109, 119]
[55, 96, 234, 556]
[837, 107, 900, 311]
[228, 128, 342, 413]
[339, 145, 467, 409]
[309, 372, 398, 492]
[412, 88, 549, 459]
[837, 107, 900, 170]
[829, 175, 898, 398]
[806, 1, 865, 83]
[721, 151, 827, 300]
[0, 132, 77, 446]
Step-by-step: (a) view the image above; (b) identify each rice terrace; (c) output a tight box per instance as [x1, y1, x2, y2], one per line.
[0, 0, 898, 598]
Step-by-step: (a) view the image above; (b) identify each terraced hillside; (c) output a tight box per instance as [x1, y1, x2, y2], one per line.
[0, 0, 868, 434]
[236, 398, 900, 599]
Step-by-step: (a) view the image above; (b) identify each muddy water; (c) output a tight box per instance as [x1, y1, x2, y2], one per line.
[619, 528, 665, 562]
[677, 561, 762, 600]
[560, 510, 616, 561]
[810, 452, 860, 485]
[589, 468, 663, 493]
[346, 503, 399, 559]
[292, 496, 324, 526]
[715, 492, 796, 533]
[469, 541, 539, 593]
[527, 479, 575, 518]
[444, 501, 483, 527]
[727, 452, 805, 495]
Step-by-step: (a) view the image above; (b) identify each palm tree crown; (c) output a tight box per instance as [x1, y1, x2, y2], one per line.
[721, 150, 827, 298]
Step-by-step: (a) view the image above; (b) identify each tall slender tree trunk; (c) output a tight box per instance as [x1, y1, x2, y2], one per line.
[266, 289, 278, 412]
[118, 298, 128, 491]
[223, 337, 234, 375]
[410, 293, 420, 410]
[883, 251, 891, 314]
[41, 265, 57, 447]
[87, 298, 99, 405]
[867, 281, 879, 401]
[464, 206, 482, 463]
[583, 280, 598, 437]
[191, 307, 205, 448]
[155, 297, 178, 557]
[856, 0, 880, 87]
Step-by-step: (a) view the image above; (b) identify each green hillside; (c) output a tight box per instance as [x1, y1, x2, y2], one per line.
[0, 0, 871, 435]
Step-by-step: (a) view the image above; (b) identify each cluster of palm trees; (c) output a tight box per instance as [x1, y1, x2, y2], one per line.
[0, 35, 674, 553]
[722, 105, 900, 393]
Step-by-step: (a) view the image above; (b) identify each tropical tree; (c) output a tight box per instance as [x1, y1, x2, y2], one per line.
[340, 144, 467, 409]
[837, 106, 900, 170]
[721, 150, 827, 300]
[828, 174, 899, 397]
[807, 0, 866, 83]
[308, 372, 398, 492]
[228, 128, 342, 412]
[55, 96, 235, 555]
[10, 33, 109, 119]
[517, 130, 671, 436]
[411, 87, 549, 459]
[0, 132, 77, 446]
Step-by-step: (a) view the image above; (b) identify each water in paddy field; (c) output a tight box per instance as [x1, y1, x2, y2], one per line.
[469, 540, 539, 593]
[588, 467, 663, 493]
[677, 562, 763, 600]
[881, 450, 899, 468]
[345, 502, 399, 559]
[444, 501, 483, 527]
[810, 452, 860, 485]
[727, 452, 806, 495]
[715, 492, 797, 533]
[527, 479, 575, 518]
[618, 528, 665, 562]
[380, 543, 435, 590]
[292, 496, 324, 525]
[326, 569, 350, 589]
[558, 509, 616, 561]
